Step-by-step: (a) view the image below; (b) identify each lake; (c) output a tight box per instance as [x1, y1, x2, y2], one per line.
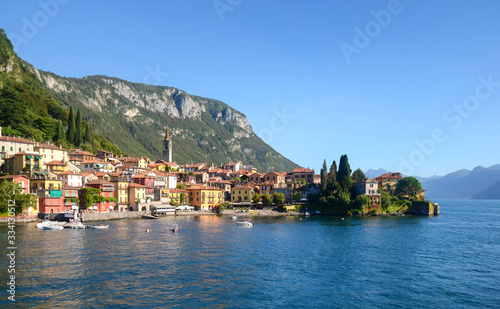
[1, 200, 499, 308]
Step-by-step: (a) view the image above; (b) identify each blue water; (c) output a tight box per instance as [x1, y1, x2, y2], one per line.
[1, 200, 500, 308]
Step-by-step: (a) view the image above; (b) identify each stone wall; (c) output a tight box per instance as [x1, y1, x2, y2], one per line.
[81, 211, 142, 222]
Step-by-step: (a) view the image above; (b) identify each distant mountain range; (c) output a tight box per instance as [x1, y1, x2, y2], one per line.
[366, 165, 500, 199]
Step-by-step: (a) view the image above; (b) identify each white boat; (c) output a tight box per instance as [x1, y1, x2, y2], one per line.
[305, 212, 311, 217]
[236, 219, 254, 227]
[64, 222, 86, 229]
[230, 215, 238, 220]
[89, 225, 109, 229]
[42, 225, 64, 230]
[36, 220, 65, 229]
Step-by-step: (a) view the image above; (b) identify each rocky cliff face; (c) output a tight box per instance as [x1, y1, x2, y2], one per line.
[31, 68, 297, 172]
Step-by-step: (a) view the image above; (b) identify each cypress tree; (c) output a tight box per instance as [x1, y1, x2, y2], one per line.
[329, 160, 337, 180]
[75, 109, 82, 147]
[84, 122, 93, 143]
[321, 159, 328, 191]
[66, 106, 76, 144]
[337, 155, 352, 184]
[54, 120, 65, 143]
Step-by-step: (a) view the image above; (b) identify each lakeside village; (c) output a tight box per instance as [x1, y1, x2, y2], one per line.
[0, 126, 439, 222]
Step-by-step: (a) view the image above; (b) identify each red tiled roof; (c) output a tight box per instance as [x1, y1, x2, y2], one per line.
[375, 172, 402, 180]
[293, 167, 315, 173]
[85, 179, 114, 186]
[232, 185, 253, 190]
[45, 160, 67, 166]
[37, 143, 66, 151]
[0, 175, 30, 180]
[0, 136, 34, 144]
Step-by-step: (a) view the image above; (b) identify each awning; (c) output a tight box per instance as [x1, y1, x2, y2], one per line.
[35, 156, 42, 160]
[25, 155, 33, 159]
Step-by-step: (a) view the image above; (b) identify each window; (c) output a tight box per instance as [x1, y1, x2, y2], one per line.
[19, 147, 21, 152]
[10, 147, 13, 151]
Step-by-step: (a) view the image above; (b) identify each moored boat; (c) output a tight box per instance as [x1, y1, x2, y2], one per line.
[36, 220, 65, 229]
[42, 225, 64, 230]
[236, 219, 254, 227]
[89, 225, 109, 229]
[230, 215, 237, 220]
[172, 224, 178, 232]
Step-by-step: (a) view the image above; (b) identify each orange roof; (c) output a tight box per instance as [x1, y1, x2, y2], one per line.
[129, 183, 147, 188]
[0, 136, 34, 144]
[375, 172, 402, 180]
[85, 179, 114, 186]
[81, 159, 107, 164]
[58, 171, 82, 175]
[45, 160, 67, 166]
[293, 167, 314, 173]
[0, 175, 30, 180]
[232, 185, 254, 190]
[37, 143, 66, 151]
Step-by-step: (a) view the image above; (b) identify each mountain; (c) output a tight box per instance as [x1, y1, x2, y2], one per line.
[0, 29, 298, 172]
[364, 169, 387, 179]
[421, 165, 500, 199]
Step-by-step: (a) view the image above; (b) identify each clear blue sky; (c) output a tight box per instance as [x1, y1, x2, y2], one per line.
[2, 0, 500, 177]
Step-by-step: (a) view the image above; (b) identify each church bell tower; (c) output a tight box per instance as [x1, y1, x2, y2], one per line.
[163, 127, 172, 162]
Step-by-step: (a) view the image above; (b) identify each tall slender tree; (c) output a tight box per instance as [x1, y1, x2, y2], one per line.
[337, 154, 352, 184]
[84, 122, 93, 144]
[66, 106, 76, 144]
[75, 109, 82, 147]
[54, 120, 65, 143]
[321, 159, 328, 191]
[329, 160, 337, 180]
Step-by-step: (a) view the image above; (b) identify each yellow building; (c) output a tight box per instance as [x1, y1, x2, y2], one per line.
[128, 183, 146, 211]
[0, 127, 35, 166]
[110, 174, 129, 212]
[375, 172, 403, 195]
[231, 185, 254, 203]
[45, 160, 68, 174]
[187, 187, 224, 210]
[35, 142, 68, 163]
[31, 172, 63, 193]
[1, 151, 43, 175]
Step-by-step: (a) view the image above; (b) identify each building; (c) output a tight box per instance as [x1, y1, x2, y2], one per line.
[262, 172, 285, 185]
[231, 185, 254, 203]
[355, 178, 381, 207]
[35, 142, 68, 163]
[38, 189, 65, 214]
[163, 127, 172, 162]
[256, 182, 275, 196]
[31, 172, 62, 193]
[80, 160, 114, 173]
[83, 179, 116, 212]
[223, 162, 241, 172]
[110, 173, 129, 212]
[128, 183, 147, 211]
[0, 174, 30, 194]
[375, 172, 403, 195]
[291, 167, 315, 184]
[0, 127, 35, 165]
[59, 171, 82, 188]
[1, 151, 43, 175]
[63, 187, 80, 211]
[97, 149, 119, 161]
[132, 172, 156, 197]
[249, 173, 263, 183]
[45, 160, 67, 174]
[187, 187, 224, 210]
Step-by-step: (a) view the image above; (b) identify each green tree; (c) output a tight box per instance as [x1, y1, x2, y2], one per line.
[396, 177, 423, 198]
[0, 181, 37, 215]
[66, 106, 76, 144]
[273, 193, 285, 205]
[261, 192, 272, 206]
[84, 122, 93, 144]
[337, 154, 352, 185]
[0, 87, 29, 129]
[329, 160, 337, 180]
[216, 201, 231, 214]
[320, 159, 328, 191]
[252, 192, 260, 204]
[176, 183, 186, 190]
[81, 187, 103, 208]
[354, 195, 370, 212]
[352, 168, 366, 182]
[180, 193, 186, 204]
[75, 109, 82, 147]
[292, 192, 303, 202]
[54, 120, 65, 143]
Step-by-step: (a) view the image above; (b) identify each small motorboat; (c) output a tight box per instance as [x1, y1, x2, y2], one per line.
[36, 220, 65, 229]
[172, 224, 178, 232]
[142, 214, 158, 219]
[89, 225, 109, 229]
[230, 215, 237, 220]
[236, 219, 254, 227]
[42, 225, 64, 230]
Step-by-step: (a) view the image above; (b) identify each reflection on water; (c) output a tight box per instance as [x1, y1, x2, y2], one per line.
[0, 200, 499, 308]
